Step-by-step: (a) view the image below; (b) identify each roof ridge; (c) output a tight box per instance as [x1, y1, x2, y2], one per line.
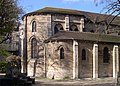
[38, 7, 112, 17]
[22, 7, 120, 26]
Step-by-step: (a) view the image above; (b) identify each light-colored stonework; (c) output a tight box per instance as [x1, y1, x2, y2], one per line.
[20, 7, 120, 80]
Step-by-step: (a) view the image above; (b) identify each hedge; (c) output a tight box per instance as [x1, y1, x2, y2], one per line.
[0, 62, 7, 73]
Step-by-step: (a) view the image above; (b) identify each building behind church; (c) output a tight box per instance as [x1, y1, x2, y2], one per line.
[21, 7, 120, 79]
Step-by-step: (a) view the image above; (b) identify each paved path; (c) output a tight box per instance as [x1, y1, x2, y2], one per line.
[33, 78, 118, 86]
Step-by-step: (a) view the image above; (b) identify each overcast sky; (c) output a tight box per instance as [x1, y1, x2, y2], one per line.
[19, 0, 106, 14]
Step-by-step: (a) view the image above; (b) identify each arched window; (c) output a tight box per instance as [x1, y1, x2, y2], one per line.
[31, 38, 37, 58]
[54, 24, 63, 34]
[32, 21, 36, 32]
[70, 25, 78, 31]
[60, 47, 64, 59]
[103, 47, 109, 63]
[82, 49, 86, 60]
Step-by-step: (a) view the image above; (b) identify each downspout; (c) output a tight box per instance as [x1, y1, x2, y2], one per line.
[23, 16, 28, 75]
[44, 44, 47, 77]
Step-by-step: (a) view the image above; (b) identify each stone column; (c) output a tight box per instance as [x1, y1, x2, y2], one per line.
[21, 39, 24, 73]
[80, 17, 84, 32]
[19, 25, 24, 73]
[113, 45, 119, 78]
[47, 15, 52, 37]
[93, 44, 98, 79]
[73, 40, 78, 79]
[65, 15, 69, 31]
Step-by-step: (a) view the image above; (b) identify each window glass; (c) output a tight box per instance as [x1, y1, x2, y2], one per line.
[60, 47, 64, 59]
[31, 38, 37, 58]
[32, 21, 36, 32]
[103, 47, 109, 63]
[82, 49, 86, 60]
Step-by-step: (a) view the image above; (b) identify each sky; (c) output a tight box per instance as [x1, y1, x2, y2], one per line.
[19, 0, 106, 14]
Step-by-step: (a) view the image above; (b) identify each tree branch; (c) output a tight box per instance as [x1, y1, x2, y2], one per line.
[0, 33, 11, 44]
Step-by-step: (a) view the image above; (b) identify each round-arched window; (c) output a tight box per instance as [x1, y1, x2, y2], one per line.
[32, 21, 36, 32]
[82, 49, 86, 60]
[70, 25, 78, 31]
[31, 38, 38, 58]
[54, 24, 63, 34]
[60, 47, 64, 59]
[103, 47, 109, 63]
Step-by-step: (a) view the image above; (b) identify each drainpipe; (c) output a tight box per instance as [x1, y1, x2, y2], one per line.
[23, 16, 28, 75]
[44, 44, 47, 77]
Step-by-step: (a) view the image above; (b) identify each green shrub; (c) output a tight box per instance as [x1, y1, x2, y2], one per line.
[6, 55, 21, 74]
[0, 61, 7, 73]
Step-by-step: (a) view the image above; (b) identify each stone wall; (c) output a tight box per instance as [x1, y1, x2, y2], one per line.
[78, 41, 93, 78]
[52, 14, 84, 34]
[23, 14, 52, 77]
[22, 12, 120, 79]
[78, 42, 116, 78]
[78, 42, 114, 78]
[46, 41, 73, 79]
[45, 40, 118, 79]
[69, 15, 84, 32]
[98, 43, 113, 77]
[26, 14, 51, 59]
[22, 13, 84, 78]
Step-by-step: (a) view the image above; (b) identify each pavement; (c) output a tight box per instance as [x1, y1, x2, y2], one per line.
[33, 78, 119, 86]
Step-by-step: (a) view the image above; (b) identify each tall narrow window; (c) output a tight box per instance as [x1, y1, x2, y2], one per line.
[31, 38, 37, 58]
[54, 24, 63, 34]
[32, 21, 36, 32]
[103, 47, 109, 63]
[82, 49, 86, 60]
[60, 47, 64, 59]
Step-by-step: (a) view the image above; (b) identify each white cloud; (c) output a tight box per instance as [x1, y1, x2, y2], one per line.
[84, 0, 93, 2]
[63, 0, 93, 2]
[63, 0, 80, 2]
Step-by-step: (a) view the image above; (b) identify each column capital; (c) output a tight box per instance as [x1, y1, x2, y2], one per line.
[73, 40, 78, 46]
[93, 44, 98, 46]
[113, 45, 118, 48]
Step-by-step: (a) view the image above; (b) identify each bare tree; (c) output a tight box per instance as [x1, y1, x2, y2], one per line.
[93, 0, 120, 34]
[94, 0, 120, 20]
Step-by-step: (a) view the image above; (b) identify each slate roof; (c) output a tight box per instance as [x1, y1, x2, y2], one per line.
[45, 31, 120, 43]
[23, 7, 120, 26]
[23, 7, 84, 17]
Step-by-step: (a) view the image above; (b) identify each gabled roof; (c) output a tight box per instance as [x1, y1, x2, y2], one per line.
[45, 31, 120, 43]
[23, 7, 120, 26]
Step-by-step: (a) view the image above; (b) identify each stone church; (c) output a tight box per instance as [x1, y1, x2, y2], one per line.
[20, 7, 120, 79]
